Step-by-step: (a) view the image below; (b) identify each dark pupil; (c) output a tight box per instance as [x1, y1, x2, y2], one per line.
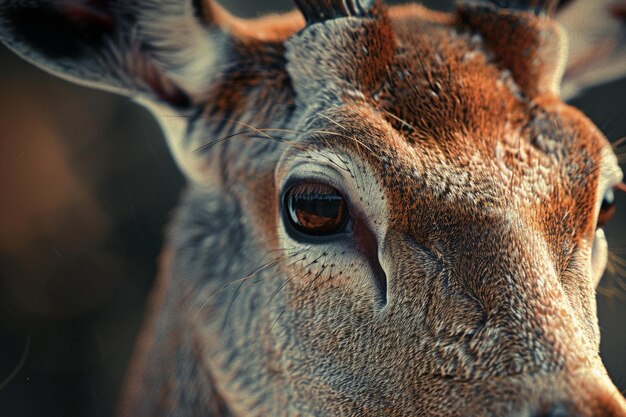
[287, 190, 347, 235]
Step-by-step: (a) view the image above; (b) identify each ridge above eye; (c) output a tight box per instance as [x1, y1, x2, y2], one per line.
[284, 181, 349, 236]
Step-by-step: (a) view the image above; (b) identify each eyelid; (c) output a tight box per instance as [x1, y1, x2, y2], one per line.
[280, 161, 347, 197]
[288, 181, 343, 196]
[277, 149, 389, 242]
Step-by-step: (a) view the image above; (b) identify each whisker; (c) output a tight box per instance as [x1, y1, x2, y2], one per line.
[228, 119, 285, 140]
[612, 135, 626, 150]
[277, 110, 379, 158]
[379, 107, 416, 132]
[597, 284, 625, 300]
[315, 135, 353, 173]
[222, 280, 245, 331]
[236, 249, 311, 294]
[194, 246, 306, 320]
[309, 129, 377, 157]
[608, 251, 626, 268]
[194, 128, 309, 154]
[194, 129, 258, 153]
[264, 253, 326, 308]
[220, 245, 313, 330]
[316, 112, 349, 132]
[609, 262, 626, 278]
[270, 309, 286, 331]
[222, 249, 302, 331]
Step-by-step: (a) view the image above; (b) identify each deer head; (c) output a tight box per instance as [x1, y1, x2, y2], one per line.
[2, 0, 626, 416]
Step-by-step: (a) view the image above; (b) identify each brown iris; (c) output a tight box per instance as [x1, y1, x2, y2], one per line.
[285, 182, 349, 235]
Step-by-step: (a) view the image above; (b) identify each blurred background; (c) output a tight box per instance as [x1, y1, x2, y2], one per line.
[0, 1, 624, 416]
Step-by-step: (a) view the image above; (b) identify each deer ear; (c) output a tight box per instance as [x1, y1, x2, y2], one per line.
[457, 1, 626, 101]
[0, 0, 227, 107]
[457, 2, 567, 98]
[1, 0, 305, 182]
[557, 0, 626, 100]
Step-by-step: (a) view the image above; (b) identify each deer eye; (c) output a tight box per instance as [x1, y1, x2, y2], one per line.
[284, 182, 349, 236]
[597, 187, 618, 229]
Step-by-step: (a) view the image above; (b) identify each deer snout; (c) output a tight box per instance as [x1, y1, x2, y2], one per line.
[528, 374, 626, 417]
[532, 403, 626, 417]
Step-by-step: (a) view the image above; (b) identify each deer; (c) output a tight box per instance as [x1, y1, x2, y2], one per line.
[1, 0, 626, 415]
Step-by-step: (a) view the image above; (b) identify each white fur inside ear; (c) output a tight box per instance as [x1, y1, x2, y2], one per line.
[138, 99, 208, 184]
[138, 0, 220, 95]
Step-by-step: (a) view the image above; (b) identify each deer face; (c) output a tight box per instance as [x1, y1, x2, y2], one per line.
[2, 0, 625, 416]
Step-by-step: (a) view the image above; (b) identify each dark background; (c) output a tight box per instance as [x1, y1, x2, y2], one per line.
[0, 1, 624, 416]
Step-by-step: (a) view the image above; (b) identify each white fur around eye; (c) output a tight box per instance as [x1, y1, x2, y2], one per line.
[275, 149, 389, 300]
